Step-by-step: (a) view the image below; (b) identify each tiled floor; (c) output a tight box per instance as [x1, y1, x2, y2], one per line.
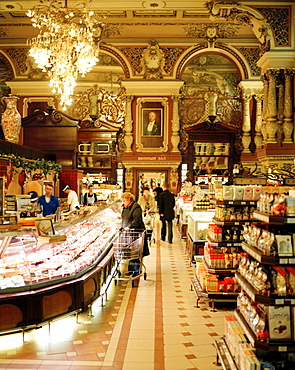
[0, 219, 234, 369]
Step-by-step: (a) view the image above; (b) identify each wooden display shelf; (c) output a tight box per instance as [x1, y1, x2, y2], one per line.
[241, 242, 295, 265]
[204, 258, 238, 274]
[212, 219, 258, 226]
[214, 337, 239, 370]
[207, 237, 241, 248]
[191, 275, 238, 312]
[235, 308, 295, 352]
[214, 200, 257, 206]
[0, 224, 21, 231]
[252, 211, 292, 224]
[235, 271, 295, 305]
[241, 242, 279, 265]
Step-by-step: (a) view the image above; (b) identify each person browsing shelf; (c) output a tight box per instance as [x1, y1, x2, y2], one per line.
[138, 187, 156, 214]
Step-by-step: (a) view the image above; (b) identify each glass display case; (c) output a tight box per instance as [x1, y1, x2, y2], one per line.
[0, 201, 121, 291]
[187, 211, 215, 242]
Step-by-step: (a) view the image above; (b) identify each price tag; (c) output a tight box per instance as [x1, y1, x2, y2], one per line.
[289, 258, 295, 264]
[278, 346, 287, 352]
[291, 299, 295, 305]
[227, 243, 232, 247]
[250, 202, 255, 205]
[228, 201, 233, 204]
[234, 222, 239, 225]
[275, 299, 284, 305]
[223, 292, 229, 295]
[241, 202, 246, 205]
[279, 258, 288, 264]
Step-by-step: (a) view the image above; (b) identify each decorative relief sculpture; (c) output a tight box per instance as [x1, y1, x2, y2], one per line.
[205, 1, 270, 56]
[68, 85, 126, 128]
[125, 168, 133, 190]
[140, 40, 165, 79]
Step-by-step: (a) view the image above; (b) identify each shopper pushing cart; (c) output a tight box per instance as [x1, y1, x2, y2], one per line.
[116, 192, 150, 278]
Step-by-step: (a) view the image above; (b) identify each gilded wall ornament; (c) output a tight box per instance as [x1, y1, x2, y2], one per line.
[236, 47, 261, 76]
[2, 48, 28, 75]
[140, 40, 165, 79]
[102, 24, 124, 37]
[68, 85, 126, 128]
[120, 45, 185, 77]
[184, 23, 240, 38]
[0, 27, 8, 38]
[206, 1, 270, 55]
[255, 7, 289, 47]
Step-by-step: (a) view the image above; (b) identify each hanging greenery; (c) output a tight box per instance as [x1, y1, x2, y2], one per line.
[0, 152, 62, 177]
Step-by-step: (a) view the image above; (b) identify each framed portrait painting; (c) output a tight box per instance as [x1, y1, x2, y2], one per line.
[136, 97, 168, 152]
[142, 108, 163, 136]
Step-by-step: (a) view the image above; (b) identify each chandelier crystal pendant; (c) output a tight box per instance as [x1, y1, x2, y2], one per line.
[27, 0, 103, 110]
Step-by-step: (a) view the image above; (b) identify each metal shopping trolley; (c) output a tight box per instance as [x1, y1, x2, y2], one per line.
[113, 230, 147, 286]
[143, 211, 155, 246]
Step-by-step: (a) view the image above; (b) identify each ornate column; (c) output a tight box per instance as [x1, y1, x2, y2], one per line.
[283, 69, 294, 143]
[241, 93, 252, 153]
[266, 69, 278, 144]
[171, 95, 180, 152]
[276, 77, 285, 144]
[260, 74, 269, 144]
[254, 94, 263, 148]
[123, 95, 134, 152]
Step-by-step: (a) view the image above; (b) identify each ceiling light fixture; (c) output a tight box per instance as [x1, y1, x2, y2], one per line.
[27, 0, 104, 110]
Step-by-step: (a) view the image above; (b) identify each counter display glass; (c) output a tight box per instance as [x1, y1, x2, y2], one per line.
[0, 202, 121, 292]
[188, 211, 215, 241]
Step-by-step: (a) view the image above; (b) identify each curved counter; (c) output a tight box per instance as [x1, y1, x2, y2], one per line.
[0, 201, 121, 334]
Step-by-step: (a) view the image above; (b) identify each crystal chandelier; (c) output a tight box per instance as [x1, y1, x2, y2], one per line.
[27, 0, 103, 110]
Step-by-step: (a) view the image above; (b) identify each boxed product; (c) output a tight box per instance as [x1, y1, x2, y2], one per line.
[243, 187, 253, 200]
[233, 186, 244, 200]
[271, 266, 287, 295]
[240, 350, 261, 370]
[276, 235, 293, 256]
[268, 305, 291, 340]
[286, 196, 295, 216]
[252, 186, 262, 201]
[286, 266, 295, 295]
[223, 186, 233, 200]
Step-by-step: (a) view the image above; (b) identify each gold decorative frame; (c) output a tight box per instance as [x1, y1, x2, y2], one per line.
[23, 97, 55, 117]
[136, 97, 168, 152]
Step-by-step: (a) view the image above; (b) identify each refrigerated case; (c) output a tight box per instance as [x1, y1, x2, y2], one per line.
[186, 211, 215, 260]
[0, 201, 121, 334]
[187, 211, 215, 242]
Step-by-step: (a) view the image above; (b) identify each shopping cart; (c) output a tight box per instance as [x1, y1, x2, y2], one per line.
[143, 211, 155, 246]
[113, 230, 147, 286]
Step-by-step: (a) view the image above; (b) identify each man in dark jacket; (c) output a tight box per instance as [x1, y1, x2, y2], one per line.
[158, 182, 175, 244]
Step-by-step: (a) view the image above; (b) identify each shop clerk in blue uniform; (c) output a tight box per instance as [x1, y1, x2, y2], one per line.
[38, 183, 60, 216]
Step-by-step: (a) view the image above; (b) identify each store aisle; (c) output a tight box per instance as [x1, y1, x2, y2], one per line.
[0, 220, 233, 370]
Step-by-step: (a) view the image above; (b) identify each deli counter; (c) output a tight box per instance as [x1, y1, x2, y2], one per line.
[0, 201, 121, 334]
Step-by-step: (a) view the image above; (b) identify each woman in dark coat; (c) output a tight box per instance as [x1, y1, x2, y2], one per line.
[121, 192, 150, 276]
